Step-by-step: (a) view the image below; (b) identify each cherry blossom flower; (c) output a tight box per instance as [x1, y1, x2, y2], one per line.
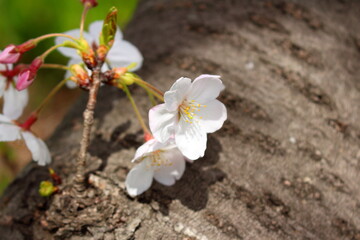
[125, 139, 186, 197]
[149, 75, 227, 160]
[0, 63, 29, 119]
[0, 113, 51, 166]
[55, 21, 143, 88]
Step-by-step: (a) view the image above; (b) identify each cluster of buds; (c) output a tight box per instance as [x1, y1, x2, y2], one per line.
[69, 64, 91, 89]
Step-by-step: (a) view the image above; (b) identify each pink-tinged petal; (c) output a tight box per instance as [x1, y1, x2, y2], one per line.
[149, 104, 177, 143]
[16, 70, 33, 91]
[21, 131, 51, 166]
[55, 29, 93, 59]
[164, 77, 191, 111]
[132, 139, 156, 162]
[187, 75, 225, 104]
[175, 119, 207, 160]
[0, 45, 21, 64]
[107, 40, 143, 71]
[153, 148, 185, 186]
[125, 161, 154, 197]
[197, 99, 227, 133]
[88, 21, 123, 45]
[0, 114, 21, 141]
[133, 139, 172, 162]
[0, 77, 5, 97]
[3, 84, 28, 120]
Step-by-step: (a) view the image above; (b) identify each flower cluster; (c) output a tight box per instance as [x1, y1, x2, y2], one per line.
[0, 3, 228, 199]
[126, 75, 227, 196]
[0, 60, 50, 165]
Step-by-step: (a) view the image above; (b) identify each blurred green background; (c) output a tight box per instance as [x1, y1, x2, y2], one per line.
[0, 0, 139, 195]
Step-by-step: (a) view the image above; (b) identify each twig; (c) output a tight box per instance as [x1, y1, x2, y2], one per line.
[73, 66, 102, 194]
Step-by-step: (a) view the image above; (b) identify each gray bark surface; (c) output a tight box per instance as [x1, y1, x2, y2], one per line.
[1, 0, 360, 239]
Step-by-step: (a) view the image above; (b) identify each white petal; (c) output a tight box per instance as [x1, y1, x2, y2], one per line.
[88, 21, 123, 45]
[175, 119, 207, 160]
[65, 80, 77, 89]
[187, 75, 225, 104]
[0, 76, 5, 97]
[132, 139, 156, 161]
[3, 84, 28, 120]
[0, 114, 21, 141]
[149, 104, 177, 143]
[0, 61, 6, 71]
[55, 29, 93, 59]
[22, 131, 51, 166]
[125, 161, 154, 197]
[164, 77, 191, 111]
[197, 100, 227, 133]
[153, 148, 185, 186]
[107, 40, 143, 71]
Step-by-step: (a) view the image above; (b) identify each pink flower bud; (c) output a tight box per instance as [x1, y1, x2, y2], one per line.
[16, 57, 43, 91]
[16, 70, 33, 91]
[80, 0, 98, 8]
[0, 45, 21, 64]
[16, 40, 37, 53]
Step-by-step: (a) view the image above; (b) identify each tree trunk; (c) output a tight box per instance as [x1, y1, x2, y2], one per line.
[1, 0, 360, 239]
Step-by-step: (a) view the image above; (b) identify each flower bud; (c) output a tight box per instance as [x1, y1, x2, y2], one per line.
[69, 64, 91, 89]
[0, 45, 21, 64]
[99, 7, 118, 57]
[39, 181, 58, 197]
[119, 72, 137, 85]
[16, 39, 37, 53]
[16, 57, 43, 91]
[80, 0, 98, 8]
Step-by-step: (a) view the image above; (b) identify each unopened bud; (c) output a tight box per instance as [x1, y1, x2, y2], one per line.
[80, 0, 98, 8]
[39, 181, 58, 197]
[99, 7, 118, 53]
[69, 64, 91, 88]
[16, 57, 43, 91]
[16, 39, 37, 53]
[81, 49, 97, 70]
[119, 72, 137, 85]
[0, 45, 21, 64]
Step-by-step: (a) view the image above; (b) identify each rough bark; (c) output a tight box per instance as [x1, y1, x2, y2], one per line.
[1, 0, 360, 239]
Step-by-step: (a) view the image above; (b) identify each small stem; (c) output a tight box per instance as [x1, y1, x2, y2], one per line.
[41, 43, 66, 60]
[74, 66, 102, 193]
[41, 63, 69, 71]
[145, 88, 157, 106]
[79, 5, 91, 39]
[135, 81, 164, 102]
[122, 84, 151, 135]
[34, 78, 68, 115]
[134, 78, 164, 97]
[34, 33, 78, 43]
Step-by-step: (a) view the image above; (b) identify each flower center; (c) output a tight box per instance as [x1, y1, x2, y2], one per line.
[140, 150, 173, 168]
[148, 150, 173, 167]
[179, 99, 206, 124]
